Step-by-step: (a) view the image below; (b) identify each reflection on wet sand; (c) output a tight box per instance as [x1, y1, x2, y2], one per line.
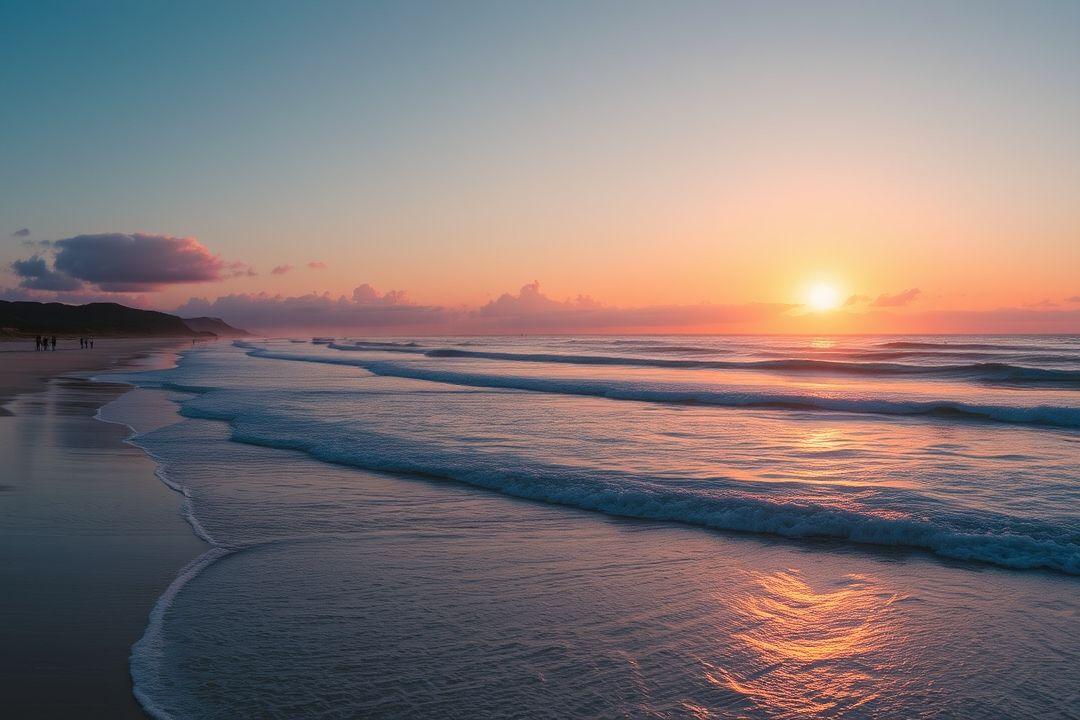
[707, 570, 904, 718]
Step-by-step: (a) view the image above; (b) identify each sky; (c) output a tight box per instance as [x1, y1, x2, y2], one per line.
[2, 0, 1078, 334]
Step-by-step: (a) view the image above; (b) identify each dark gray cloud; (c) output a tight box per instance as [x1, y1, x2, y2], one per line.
[10, 254, 84, 291]
[12, 228, 30, 238]
[51, 233, 228, 291]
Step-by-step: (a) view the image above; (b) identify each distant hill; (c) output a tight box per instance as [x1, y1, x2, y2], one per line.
[0, 301, 211, 337]
[182, 316, 252, 337]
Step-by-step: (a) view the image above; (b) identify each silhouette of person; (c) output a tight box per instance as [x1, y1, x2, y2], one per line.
[89, 338, 94, 349]
[51, 336, 57, 350]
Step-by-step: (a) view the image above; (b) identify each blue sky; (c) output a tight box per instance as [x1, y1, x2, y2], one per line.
[2, 1, 1078, 331]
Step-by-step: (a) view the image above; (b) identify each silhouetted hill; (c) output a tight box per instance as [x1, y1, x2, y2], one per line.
[182, 316, 252, 337]
[0, 301, 210, 337]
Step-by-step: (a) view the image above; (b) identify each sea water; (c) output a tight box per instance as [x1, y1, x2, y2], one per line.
[99, 335, 1079, 718]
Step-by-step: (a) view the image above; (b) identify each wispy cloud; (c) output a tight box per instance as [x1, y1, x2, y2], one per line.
[845, 288, 922, 308]
[11, 228, 30, 238]
[870, 288, 921, 308]
[271, 264, 293, 275]
[308, 261, 327, 270]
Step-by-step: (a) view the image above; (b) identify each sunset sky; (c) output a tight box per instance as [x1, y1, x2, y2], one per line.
[2, 1, 1078, 333]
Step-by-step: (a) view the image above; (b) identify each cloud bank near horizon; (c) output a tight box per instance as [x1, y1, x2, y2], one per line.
[175, 281, 795, 334]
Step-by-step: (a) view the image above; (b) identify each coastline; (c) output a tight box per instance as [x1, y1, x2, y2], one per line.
[0, 339, 207, 718]
[0, 338, 203, 409]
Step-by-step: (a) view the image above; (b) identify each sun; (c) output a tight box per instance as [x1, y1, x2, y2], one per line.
[806, 282, 841, 312]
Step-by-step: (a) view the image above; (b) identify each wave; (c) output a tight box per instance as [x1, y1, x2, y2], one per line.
[878, 340, 1077, 352]
[323, 341, 1080, 386]
[130, 547, 233, 720]
[170, 396, 1079, 576]
[329, 341, 423, 354]
[236, 345, 1080, 428]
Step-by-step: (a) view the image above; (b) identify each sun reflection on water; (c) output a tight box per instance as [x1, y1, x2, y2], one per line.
[706, 570, 904, 718]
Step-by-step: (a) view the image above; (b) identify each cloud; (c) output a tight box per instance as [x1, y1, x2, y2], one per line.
[46, 233, 231, 291]
[12, 228, 30, 238]
[468, 282, 789, 333]
[842, 289, 922, 309]
[1066, 295, 1080, 304]
[10, 254, 83, 291]
[1026, 299, 1059, 309]
[308, 261, 327, 269]
[0, 284, 153, 306]
[225, 260, 257, 278]
[845, 307, 1080, 334]
[870, 288, 921, 308]
[175, 281, 793, 334]
[271, 264, 293, 275]
[176, 284, 446, 332]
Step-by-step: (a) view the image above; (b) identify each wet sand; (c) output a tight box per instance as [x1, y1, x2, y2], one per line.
[0, 340, 207, 718]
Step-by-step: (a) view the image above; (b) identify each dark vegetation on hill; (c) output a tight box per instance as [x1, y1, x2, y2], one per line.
[181, 316, 252, 337]
[0, 300, 246, 338]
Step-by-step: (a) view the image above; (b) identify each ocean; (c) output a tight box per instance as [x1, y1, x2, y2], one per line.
[100, 335, 1079, 719]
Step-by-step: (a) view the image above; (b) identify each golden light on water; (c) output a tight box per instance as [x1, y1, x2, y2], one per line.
[706, 570, 904, 718]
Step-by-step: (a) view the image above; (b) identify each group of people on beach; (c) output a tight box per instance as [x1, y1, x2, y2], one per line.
[32, 335, 94, 350]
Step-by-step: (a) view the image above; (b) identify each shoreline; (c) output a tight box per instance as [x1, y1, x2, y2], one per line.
[0, 339, 207, 718]
[0, 338, 207, 410]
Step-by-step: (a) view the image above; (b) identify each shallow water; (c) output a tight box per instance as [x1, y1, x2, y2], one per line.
[101, 335, 1080, 718]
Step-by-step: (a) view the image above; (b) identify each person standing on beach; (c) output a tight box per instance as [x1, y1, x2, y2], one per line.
[51, 336, 57, 350]
[89, 338, 94, 349]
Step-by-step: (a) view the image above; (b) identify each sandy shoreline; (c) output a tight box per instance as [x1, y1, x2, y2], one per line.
[0, 338, 204, 410]
[0, 339, 207, 718]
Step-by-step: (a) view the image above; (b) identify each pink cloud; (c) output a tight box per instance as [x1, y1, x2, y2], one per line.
[843, 294, 870, 307]
[469, 282, 789, 333]
[308, 261, 327, 270]
[870, 288, 921, 308]
[175, 284, 441, 332]
[271, 264, 293, 276]
[174, 281, 793, 334]
[846, 288, 922, 308]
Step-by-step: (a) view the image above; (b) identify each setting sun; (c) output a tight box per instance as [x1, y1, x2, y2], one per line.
[806, 283, 842, 312]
